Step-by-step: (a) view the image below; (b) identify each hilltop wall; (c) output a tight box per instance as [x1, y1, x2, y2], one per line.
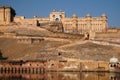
[94, 29, 120, 42]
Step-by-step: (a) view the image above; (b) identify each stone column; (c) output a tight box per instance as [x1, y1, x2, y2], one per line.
[101, 14, 108, 32]
[86, 14, 91, 32]
[0, 7, 5, 22]
[5, 8, 11, 23]
[72, 14, 78, 33]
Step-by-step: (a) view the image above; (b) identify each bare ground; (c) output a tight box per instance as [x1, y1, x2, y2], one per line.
[0, 26, 120, 61]
[0, 37, 120, 61]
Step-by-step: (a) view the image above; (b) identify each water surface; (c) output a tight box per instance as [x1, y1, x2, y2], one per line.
[0, 72, 120, 80]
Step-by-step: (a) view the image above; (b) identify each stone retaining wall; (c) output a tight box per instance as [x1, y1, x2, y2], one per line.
[0, 60, 116, 73]
[17, 37, 44, 44]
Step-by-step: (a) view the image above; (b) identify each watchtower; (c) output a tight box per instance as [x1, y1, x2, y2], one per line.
[0, 6, 16, 24]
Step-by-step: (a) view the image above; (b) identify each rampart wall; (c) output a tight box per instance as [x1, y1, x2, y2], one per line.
[96, 32, 120, 38]
[37, 18, 50, 23]
[0, 60, 115, 73]
[17, 37, 44, 44]
[14, 16, 37, 26]
[94, 29, 120, 42]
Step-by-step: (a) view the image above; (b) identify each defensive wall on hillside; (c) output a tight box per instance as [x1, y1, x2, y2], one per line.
[94, 28, 120, 42]
[0, 6, 108, 35]
[0, 59, 120, 73]
[1, 6, 120, 41]
[17, 37, 45, 44]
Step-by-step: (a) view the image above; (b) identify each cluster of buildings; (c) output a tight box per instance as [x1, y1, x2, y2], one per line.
[0, 6, 108, 34]
[0, 6, 120, 73]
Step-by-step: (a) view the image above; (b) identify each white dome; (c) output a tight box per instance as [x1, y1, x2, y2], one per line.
[110, 57, 119, 63]
[72, 14, 77, 18]
[101, 13, 106, 17]
[86, 14, 91, 17]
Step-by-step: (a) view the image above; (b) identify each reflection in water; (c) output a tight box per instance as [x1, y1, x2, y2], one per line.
[0, 72, 120, 80]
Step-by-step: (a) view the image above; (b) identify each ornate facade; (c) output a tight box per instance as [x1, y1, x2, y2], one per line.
[49, 10, 108, 34]
[0, 6, 108, 34]
[14, 10, 108, 34]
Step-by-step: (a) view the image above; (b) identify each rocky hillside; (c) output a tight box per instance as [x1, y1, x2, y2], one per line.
[0, 37, 70, 60]
[0, 26, 83, 39]
[0, 37, 120, 61]
[0, 26, 120, 61]
[57, 41, 120, 61]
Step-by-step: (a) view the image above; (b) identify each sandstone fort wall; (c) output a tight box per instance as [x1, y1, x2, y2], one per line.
[0, 6, 108, 34]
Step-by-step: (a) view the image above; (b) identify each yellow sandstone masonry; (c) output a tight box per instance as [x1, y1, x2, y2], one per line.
[0, 6, 108, 34]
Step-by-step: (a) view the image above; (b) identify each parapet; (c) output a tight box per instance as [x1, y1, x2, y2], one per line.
[17, 37, 45, 44]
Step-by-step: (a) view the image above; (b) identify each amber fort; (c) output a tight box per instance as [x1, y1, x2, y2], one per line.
[0, 6, 108, 34]
[0, 6, 120, 72]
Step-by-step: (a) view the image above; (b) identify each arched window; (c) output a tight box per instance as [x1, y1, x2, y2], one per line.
[51, 64, 54, 66]
[110, 64, 113, 67]
[53, 15, 55, 18]
[55, 18, 59, 21]
[113, 64, 116, 67]
[60, 15, 62, 18]
[58, 52, 62, 56]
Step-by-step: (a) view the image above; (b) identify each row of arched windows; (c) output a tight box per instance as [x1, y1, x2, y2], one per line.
[52, 15, 62, 18]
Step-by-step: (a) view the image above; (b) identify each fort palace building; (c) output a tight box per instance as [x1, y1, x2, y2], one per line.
[0, 6, 108, 34]
[0, 6, 16, 24]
